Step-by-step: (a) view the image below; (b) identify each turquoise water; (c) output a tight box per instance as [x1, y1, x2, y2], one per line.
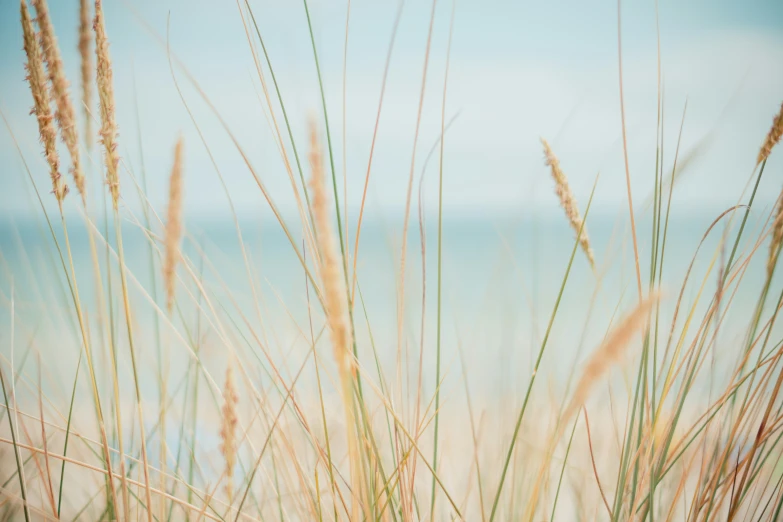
[0, 207, 772, 403]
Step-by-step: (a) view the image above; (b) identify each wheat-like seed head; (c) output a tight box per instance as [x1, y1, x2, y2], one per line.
[79, 0, 93, 152]
[94, 0, 120, 209]
[164, 137, 184, 314]
[309, 118, 353, 378]
[542, 138, 595, 269]
[758, 101, 783, 166]
[219, 363, 238, 504]
[21, 0, 67, 203]
[562, 293, 659, 426]
[32, 0, 85, 202]
[309, 116, 365, 518]
[768, 190, 783, 280]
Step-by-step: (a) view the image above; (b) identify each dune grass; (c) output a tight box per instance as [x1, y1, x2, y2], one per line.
[1, 0, 783, 520]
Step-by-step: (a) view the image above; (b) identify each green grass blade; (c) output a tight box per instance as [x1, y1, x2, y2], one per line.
[489, 177, 598, 521]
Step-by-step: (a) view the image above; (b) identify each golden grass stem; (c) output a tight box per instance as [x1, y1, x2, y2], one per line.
[0, 436, 227, 522]
[1, 106, 121, 521]
[114, 217, 155, 522]
[767, 189, 783, 280]
[37, 356, 57, 518]
[94, 0, 154, 518]
[93, 1, 134, 516]
[617, 0, 644, 301]
[59, 214, 121, 518]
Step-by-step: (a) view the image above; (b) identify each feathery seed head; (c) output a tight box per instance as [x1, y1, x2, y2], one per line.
[79, 0, 93, 152]
[21, 0, 67, 203]
[94, 0, 120, 209]
[309, 117, 353, 378]
[542, 138, 595, 269]
[32, 0, 85, 202]
[758, 101, 783, 166]
[164, 137, 184, 314]
[309, 116, 365, 514]
[219, 363, 238, 503]
[563, 293, 660, 426]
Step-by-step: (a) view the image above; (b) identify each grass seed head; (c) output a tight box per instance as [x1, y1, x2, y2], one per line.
[219, 363, 239, 503]
[21, 0, 67, 203]
[94, 0, 120, 208]
[542, 137, 595, 269]
[758, 101, 783, 165]
[309, 117, 353, 378]
[32, 0, 85, 201]
[563, 293, 659, 425]
[79, 0, 93, 152]
[164, 137, 184, 314]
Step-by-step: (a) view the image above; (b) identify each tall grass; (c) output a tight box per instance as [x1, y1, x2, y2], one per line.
[1, 1, 783, 521]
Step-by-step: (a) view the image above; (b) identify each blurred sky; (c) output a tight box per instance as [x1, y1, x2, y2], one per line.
[1, 0, 782, 222]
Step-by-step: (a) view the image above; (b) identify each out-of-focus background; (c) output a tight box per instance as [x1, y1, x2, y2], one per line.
[1, 1, 783, 519]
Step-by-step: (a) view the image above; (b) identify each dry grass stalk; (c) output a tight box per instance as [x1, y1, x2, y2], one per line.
[94, 0, 120, 208]
[21, 0, 67, 202]
[79, 0, 93, 151]
[562, 293, 659, 425]
[219, 363, 238, 504]
[644, 408, 676, 455]
[768, 189, 783, 279]
[542, 138, 595, 269]
[32, 0, 85, 202]
[758, 101, 783, 165]
[164, 137, 184, 313]
[308, 116, 364, 518]
[93, 3, 154, 517]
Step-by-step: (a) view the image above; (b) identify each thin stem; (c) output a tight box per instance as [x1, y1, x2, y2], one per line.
[489, 178, 598, 521]
[114, 214, 154, 522]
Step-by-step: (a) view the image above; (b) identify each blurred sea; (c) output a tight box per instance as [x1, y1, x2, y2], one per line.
[0, 208, 774, 402]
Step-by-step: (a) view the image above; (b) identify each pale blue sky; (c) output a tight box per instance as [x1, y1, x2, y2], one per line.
[1, 0, 782, 222]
